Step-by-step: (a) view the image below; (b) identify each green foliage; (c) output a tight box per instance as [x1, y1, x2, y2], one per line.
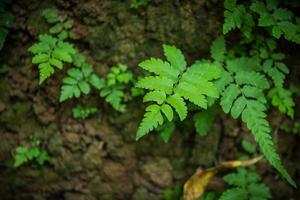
[0, 65, 10, 74]
[223, 0, 254, 38]
[136, 44, 221, 140]
[28, 34, 76, 84]
[241, 139, 257, 154]
[193, 105, 217, 136]
[14, 139, 50, 168]
[268, 87, 294, 118]
[200, 192, 219, 200]
[249, 35, 295, 118]
[42, 8, 74, 40]
[157, 121, 176, 143]
[100, 64, 133, 112]
[162, 185, 182, 200]
[280, 121, 300, 135]
[60, 54, 104, 102]
[72, 105, 97, 119]
[130, 0, 151, 9]
[223, 0, 300, 43]
[250, 1, 300, 44]
[0, 0, 14, 50]
[219, 168, 271, 200]
[212, 36, 295, 186]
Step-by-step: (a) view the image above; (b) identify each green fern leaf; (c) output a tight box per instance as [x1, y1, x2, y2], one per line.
[219, 188, 247, 200]
[143, 91, 166, 104]
[163, 44, 187, 72]
[166, 94, 187, 121]
[211, 36, 226, 62]
[248, 183, 272, 199]
[136, 76, 174, 94]
[158, 122, 175, 143]
[105, 89, 125, 112]
[161, 104, 174, 121]
[220, 84, 240, 113]
[136, 105, 164, 140]
[60, 85, 80, 102]
[242, 102, 295, 187]
[193, 106, 217, 136]
[139, 58, 180, 81]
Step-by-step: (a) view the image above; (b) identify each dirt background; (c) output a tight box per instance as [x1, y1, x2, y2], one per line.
[0, 0, 300, 199]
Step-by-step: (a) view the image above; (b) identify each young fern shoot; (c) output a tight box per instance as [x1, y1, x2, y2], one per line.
[135, 44, 221, 140]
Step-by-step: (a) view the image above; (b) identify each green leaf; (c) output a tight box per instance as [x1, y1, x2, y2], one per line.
[32, 54, 49, 64]
[242, 139, 256, 154]
[143, 91, 166, 104]
[78, 81, 90, 94]
[230, 96, 246, 119]
[220, 84, 240, 113]
[14, 155, 28, 167]
[158, 122, 175, 143]
[136, 105, 164, 140]
[161, 104, 173, 121]
[89, 74, 105, 90]
[38, 63, 54, 84]
[248, 183, 271, 199]
[193, 106, 217, 136]
[138, 58, 180, 81]
[211, 36, 226, 62]
[219, 188, 247, 200]
[166, 94, 187, 121]
[163, 44, 187, 72]
[136, 76, 174, 94]
[60, 85, 80, 102]
[49, 58, 63, 69]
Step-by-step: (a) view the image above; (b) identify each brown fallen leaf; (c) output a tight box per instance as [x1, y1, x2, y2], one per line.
[183, 156, 263, 200]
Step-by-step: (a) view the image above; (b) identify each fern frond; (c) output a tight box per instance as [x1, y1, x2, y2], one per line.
[136, 105, 164, 140]
[136, 45, 221, 140]
[242, 103, 295, 187]
[219, 58, 295, 186]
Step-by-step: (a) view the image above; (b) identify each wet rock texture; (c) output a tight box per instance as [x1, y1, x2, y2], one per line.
[0, 0, 299, 199]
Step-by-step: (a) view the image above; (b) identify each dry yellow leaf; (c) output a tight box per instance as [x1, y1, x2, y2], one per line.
[183, 156, 263, 200]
